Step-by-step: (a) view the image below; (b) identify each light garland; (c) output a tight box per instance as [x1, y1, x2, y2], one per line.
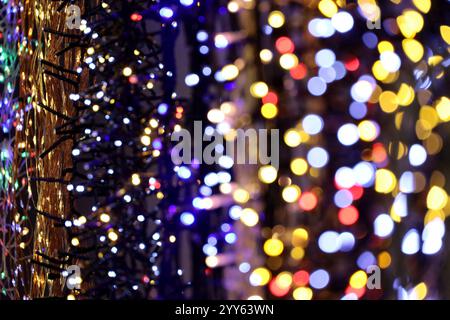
[0, 0, 23, 300]
[65, 0, 200, 299]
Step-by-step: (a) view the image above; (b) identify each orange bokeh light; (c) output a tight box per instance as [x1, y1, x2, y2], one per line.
[276, 36, 295, 54]
[299, 192, 318, 211]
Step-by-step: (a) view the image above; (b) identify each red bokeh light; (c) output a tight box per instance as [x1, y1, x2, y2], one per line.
[129, 75, 139, 84]
[290, 63, 307, 80]
[131, 13, 143, 22]
[269, 279, 290, 297]
[293, 270, 309, 286]
[338, 206, 359, 226]
[349, 185, 364, 200]
[345, 57, 360, 71]
[275, 37, 295, 54]
[262, 91, 279, 105]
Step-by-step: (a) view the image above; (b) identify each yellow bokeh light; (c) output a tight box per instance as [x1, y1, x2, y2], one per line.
[420, 106, 439, 129]
[284, 129, 302, 147]
[407, 10, 424, 33]
[221, 64, 239, 81]
[293, 287, 313, 300]
[318, 0, 338, 18]
[349, 270, 368, 289]
[436, 97, 450, 122]
[428, 55, 444, 67]
[261, 103, 278, 119]
[258, 165, 278, 184]
[71, 237, 80, 246]
[290, 158, 308, 176]
[411, 282, 427, 300]
[424, 132, 443, 155]
[369, 85, 382, 104]
[397, 10, 424, 38]
[260, 49, 273, 63]
[358, 0, 381, 22]
[279, 53, 299, 70]
[100, 213, 110, 223]
[122, 67, 133, 77]
[78, 216, 87, 225]
[146, 81, 154, 89]
[413, 0, 431, 14]
[240, 208, 259, 227]
[402, 39, 424, 62]
[227, 0, 239, 13]
[276, 272, 293, 289]
[383, 71, 400, 84]
[378, 251, 391, 269]
[390, 209, 402, 223]
[424, 210, 445, 225]
[291, 247, 305, 260]
[268, 11, 285, 28]
[377, 41, 394, 53]
[375, 169, 397, 194]
[416, 119, 432, 140]
[264, 238, 284, 257]
[372, 60, 389, 81]
[379, 91, 399, 113]
[397, 83, 415, 106]
[292, 228, 309, 247]
[233, 188, 250, 203]
[426, 186, 448, 210]
[440, 25, 450, 45]
[250, 81, 269, 98]
[131, 173, 141, 186]
[141, 135, 151, 146]
[282, 185, 301, 203]
[250, 268, 271, 286]
[107, 229, 119, 242]
[358, 120, 379, 142]
[205, 256, 219, 268]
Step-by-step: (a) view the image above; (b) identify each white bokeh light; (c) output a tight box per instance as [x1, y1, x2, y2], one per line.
[380, 51, 401, 72]
[374, 214, 394, 238]
[308, 18, 335, 38]
[319, 231, 341, 253]
[307, 76, 327, 96]
[302, 114, 324, 135]
[315, 49, 336, 68]
[331, 11, 354, 33]
[337, 123, 359, 146]
[307, 147, 329, 168]
[408, 144, 427, 167]
[334, 166, 356, 189]
[351, 80, 374, 103]
[401, 229, 420, 255]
